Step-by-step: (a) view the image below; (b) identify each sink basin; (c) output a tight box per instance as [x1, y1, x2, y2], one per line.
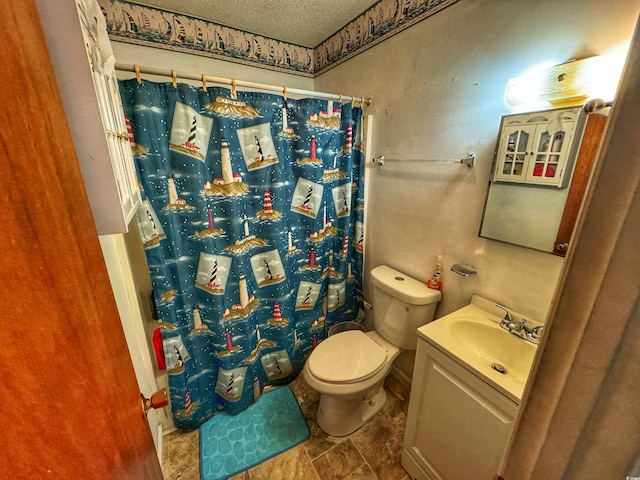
[449, 319, 536, 385]
[418, 296, 539, 402]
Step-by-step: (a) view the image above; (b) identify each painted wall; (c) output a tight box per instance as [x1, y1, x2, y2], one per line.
[315, 0, 638, 379]
[316, 0, 638, 318]
[98, 232, 166, 454]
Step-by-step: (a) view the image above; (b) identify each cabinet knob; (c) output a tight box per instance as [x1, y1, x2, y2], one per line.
[556, 242, 569, 251]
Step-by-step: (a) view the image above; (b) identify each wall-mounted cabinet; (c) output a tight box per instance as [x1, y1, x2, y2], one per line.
[480, 106, 608, 256]
[493, 107, 586, 187]
[36, 0, 141, 235]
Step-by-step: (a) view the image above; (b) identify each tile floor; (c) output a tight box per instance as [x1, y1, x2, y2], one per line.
[162, 373, 412, 480]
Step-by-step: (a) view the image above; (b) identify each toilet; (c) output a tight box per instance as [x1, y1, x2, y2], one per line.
[303, 265, 441, 436]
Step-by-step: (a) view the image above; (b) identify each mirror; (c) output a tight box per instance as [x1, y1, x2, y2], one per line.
[479, 105, 609, 256]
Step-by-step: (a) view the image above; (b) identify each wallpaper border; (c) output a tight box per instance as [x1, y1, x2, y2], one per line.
[99, 0, 460, 78]
[100, 0, 315, 77]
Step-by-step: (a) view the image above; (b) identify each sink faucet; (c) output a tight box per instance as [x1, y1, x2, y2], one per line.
[496, 304, 524, 330]
[495, 303, 512, 322]
[495, 303, 543, 345]
[529, 325, 545, 343]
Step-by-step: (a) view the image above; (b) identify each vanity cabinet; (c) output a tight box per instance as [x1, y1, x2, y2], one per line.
[402, 339, 518, 480]
[493, 107, 586, 187]
[36, 0, 141, 235]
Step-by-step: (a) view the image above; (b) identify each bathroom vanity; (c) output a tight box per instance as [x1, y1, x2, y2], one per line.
[402, 296, 538, 480]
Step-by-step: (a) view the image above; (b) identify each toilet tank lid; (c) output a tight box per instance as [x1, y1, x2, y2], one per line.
[371, 265, 441, 305]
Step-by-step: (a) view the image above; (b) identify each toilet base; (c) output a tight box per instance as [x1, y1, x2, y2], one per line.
[316, 383, 388, 437]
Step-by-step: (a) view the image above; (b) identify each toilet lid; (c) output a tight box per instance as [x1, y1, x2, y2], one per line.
[308, 330, 387, 383]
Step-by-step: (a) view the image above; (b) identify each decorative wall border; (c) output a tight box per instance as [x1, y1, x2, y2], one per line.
[314, 0, 460, 76]
[99, 0, 315, 77]
[99, 0, 460, 78]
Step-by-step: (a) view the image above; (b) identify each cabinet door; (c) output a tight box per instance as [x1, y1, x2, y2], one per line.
[402, 342, 518, 480]
[102, 73, 141, 222]
[492, 108, 582, 188]
[79, 1, 141, 229]
[494, 124, 535, 182]
[525, 120, 576, 186]
[39, 0, 141, 235]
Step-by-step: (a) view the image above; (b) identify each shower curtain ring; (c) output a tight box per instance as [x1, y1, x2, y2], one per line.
[134, 64, 141, 84]
[202, 74, 207, 92]
[171, 69, 177, 89]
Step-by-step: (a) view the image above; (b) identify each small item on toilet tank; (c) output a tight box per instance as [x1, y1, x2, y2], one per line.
[427, 255, 443, 291]
[427, 272, 441, 290]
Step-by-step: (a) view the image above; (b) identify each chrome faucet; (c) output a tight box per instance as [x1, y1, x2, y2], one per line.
[495, 303, 512, 321]
[496, 303, 543, 345]
[529, 325, 545, 344]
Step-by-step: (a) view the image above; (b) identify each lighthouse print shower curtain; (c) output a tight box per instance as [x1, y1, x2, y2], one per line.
[119, 79, 364, 429]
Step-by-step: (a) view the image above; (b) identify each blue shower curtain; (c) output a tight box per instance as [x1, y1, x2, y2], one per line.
[119, 79, 365, 429]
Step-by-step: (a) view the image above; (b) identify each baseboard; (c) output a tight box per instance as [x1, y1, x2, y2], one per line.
[156, 424, 164, 463]
[388, 367, 413, 415]
[163, 426, 178, 436]
[390, 366, 412, 389]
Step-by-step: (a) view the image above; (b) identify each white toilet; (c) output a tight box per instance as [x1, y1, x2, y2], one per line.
[303, 265, 441, 436]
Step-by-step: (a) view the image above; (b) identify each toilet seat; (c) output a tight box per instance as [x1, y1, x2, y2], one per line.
[307, 330, 387, 384]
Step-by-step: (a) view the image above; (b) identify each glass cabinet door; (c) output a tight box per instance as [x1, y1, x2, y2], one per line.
[492, 108, 581, 188]
[494, 125, 534, 182]
[526, 122, 574, 185]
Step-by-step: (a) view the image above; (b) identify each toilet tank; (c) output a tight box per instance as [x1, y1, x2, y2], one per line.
[371, 265, 441, 350]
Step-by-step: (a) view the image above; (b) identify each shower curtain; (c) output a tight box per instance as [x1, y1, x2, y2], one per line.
[119, 79, 365, 429]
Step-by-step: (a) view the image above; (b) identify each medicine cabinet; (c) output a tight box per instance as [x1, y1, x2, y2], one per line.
[480, 106, 608, 256]
[493, 107, 585, 187]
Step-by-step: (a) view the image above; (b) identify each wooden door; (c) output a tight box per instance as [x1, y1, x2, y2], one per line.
[0, 3, 163, 479]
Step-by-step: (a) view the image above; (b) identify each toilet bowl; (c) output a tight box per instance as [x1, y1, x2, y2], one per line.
[303, 265, 441, 437]
[303, 329, 399, 436]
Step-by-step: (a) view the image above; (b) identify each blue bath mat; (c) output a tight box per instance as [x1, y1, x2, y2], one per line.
[199, 386, 310, 479]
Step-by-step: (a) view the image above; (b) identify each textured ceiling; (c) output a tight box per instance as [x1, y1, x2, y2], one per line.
[130, 0, 380, 47]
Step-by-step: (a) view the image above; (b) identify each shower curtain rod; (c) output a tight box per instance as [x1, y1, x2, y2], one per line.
[115, 63, 372, 106]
